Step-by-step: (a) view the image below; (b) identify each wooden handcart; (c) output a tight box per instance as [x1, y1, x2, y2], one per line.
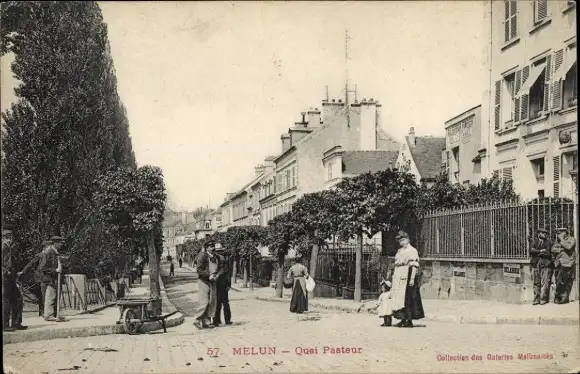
[116, 297, 178, 335]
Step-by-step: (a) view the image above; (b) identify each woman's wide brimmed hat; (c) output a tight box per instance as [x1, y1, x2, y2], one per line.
[380, 280, 392, 288]
[395, 231, 409, 241]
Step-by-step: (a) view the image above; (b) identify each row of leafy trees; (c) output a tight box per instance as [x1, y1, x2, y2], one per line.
[180, 169, 518, 302]
[1, 1, 166, 309]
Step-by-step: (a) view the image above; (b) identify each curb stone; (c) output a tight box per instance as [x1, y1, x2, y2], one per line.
[254, 296, 579, 326]
[4, 271, 185, 344]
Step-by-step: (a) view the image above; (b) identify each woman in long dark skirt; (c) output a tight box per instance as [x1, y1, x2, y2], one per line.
[389, 231, 425, 328]
[287, 257, 309, 314]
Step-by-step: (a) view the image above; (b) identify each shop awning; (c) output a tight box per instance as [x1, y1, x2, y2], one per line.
[520, 63, 546, 93]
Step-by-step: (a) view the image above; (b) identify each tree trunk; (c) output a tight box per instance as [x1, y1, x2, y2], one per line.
[249, 252, 254, 291]
[354, 233, 363, 303]
[242, 259, 248, 288]
[232, 257, 238, 284]
[276, 254, 285, 298]
[147, 234, 162, 315]
[308, 243, 319, 299]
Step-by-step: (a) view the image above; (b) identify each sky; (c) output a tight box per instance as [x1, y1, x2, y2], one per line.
[1, 1, 486, 211]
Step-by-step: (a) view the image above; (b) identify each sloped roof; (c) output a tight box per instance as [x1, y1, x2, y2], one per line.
[405, 135, 446, 180]
[177, 222, 197, 236]
[376, 128, 401, 151]
[342, 150, 399, 175]
[163, 216, 182, 228]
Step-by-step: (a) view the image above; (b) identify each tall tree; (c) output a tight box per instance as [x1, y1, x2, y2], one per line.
[265, 212, 294, 298]
[1, 1, 136, 270]
[335, 169, 419, 302]
[290, 190, 340, 281]
[96, 166, 166, 314]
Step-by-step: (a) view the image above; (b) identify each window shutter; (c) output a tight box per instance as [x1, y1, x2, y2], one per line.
[553, 156, 560, 182]
[521, 93, 529, 121]
[543, 55, 552, 113]
[502, 167, 513, 181]
[492, 170, 500, 179]
[522, 65, 530, 83]
[504, 1, 510, 42]
[552, 80, 563, 110]
[504, 0, 510, 19]
[494, 80, 501, 130]
[552, 49, 564, 111]
[514, 70, 522, 123]
[537, 0, 548, 20]
[510, 1, 518, 40]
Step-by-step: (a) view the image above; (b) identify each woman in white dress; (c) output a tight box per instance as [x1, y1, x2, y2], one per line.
[389, 231, 425, 328]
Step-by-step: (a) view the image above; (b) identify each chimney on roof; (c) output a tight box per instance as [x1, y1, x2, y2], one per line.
[360, 97, 378, 150]
[281, 133, 291, 153]
[254, 164, 266, 177]
[409, 127, 416, 147]
[307, 107, 321, 129]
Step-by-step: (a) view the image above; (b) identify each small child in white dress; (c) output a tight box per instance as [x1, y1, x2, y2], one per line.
[377, 280, 393, 327]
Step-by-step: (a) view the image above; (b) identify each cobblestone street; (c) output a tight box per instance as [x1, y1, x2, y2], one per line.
[4, 265, 579, 374]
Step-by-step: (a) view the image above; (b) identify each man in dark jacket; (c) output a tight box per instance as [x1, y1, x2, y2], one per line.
[213, 244, 232, 326]
[193, 239, 222, 329]
[529, 228, 552, 305]
[2, 229, 27, 331]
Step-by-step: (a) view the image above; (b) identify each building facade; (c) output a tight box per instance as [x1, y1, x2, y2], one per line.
[481, 0, 577, 200]
[443, 105, 484, 185]
[265, 97, 399, 221]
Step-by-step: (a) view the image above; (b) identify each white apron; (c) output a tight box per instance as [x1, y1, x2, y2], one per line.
[390, 265, 409, 313]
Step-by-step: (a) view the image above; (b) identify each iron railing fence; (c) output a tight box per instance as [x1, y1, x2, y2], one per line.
[419, 199, 575, 259]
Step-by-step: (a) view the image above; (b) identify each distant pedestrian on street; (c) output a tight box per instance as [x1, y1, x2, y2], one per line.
[551, 227, 576, 304]
[179, 257, 183, 268]
[193, 239, 221, 329]
[389, 231, 424, 328]
[529, 228, 553, 305]
[377, 280, 393, 327]
[213, 244, 232, 326]
[170, 261, 175, 276]
[2, 229, 27, 331]
[287, 256, 309, 314]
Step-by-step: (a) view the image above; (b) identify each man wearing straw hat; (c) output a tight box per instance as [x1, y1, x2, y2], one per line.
[551, 227, 576, 304]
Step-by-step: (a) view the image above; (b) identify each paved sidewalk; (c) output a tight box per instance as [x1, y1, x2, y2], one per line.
[173, 263, 579, 325]
[230, 282, 579, 326]
[3, 265, 184, 344]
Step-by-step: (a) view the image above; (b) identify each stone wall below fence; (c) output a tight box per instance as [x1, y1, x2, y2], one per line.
[418, 258, 565, 304]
